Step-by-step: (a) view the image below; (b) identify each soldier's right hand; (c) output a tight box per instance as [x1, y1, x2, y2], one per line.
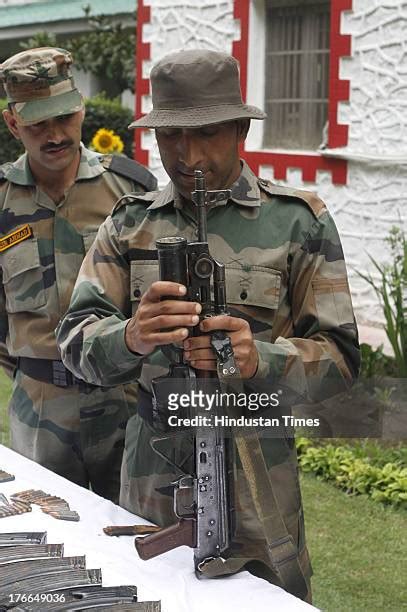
[125, 281, 201, 355]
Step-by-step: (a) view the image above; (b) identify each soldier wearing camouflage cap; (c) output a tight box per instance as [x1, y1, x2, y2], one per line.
[0, 47, 157, 502]
[58, 50, 360, 600]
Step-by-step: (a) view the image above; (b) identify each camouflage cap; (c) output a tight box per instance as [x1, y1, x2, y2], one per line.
[0, 47, 84, 126]
[129, 49, 266, 129]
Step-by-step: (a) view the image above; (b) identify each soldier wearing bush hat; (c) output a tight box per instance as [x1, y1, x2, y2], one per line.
[0, 47, 156, 502]
[58, 49, 359, 601]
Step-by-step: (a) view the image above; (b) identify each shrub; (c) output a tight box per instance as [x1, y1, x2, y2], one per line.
[358, 226, 407, 377]
[296, 438, 407, 508]
[0, 94, 134, 166]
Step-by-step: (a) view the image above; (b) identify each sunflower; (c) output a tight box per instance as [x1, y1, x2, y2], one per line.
[91, 128, 124, 155]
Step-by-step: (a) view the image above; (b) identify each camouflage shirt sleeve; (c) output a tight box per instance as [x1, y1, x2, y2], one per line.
[0, 269, 17, 379]
[57, 215, 143, 386]
[254, 203, 359, 398]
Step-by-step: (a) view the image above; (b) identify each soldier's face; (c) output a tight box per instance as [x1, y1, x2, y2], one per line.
[2, 108, 84, 176]
[155, 120, 249, 199]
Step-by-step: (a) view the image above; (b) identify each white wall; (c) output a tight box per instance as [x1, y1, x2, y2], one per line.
[140, 0, 407, 327]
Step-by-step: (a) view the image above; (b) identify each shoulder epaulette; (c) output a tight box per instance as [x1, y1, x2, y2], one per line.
[258, 178, 326, 219]
[101, 154, 157, 192]
[111, 191, 157, 215]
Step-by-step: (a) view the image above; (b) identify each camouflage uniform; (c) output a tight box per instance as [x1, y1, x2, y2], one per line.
[0, 145, 158, 502]
[58, 160, 360, 590]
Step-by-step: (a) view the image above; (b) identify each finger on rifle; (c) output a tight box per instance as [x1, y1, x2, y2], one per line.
[190, 359, 217, 371]
[184, 348, 214, 362]
[183, 335, 212, 350]
[143, 281, 187, 302]
[143, 313, 200, 333]
[144, 299, 201, 318]
[199, 314, 244, 332]
[149, 328, 191, 345]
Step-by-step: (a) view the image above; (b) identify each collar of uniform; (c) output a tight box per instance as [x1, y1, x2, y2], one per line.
[1, 152, 35, 186]
[229, 160, 261, 207]
[75, 145, 105, 181]
[145, 160, 261, 211]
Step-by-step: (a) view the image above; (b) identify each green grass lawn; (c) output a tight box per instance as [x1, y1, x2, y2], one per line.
[0, 368, 405, 611]
[301, 473, 406, 611]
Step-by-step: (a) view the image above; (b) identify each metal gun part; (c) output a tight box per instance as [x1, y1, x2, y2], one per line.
[0, 470, 15, 483]
[194, 425, 231, 572]
[0, 568, 102, 609]
[12, 585, 140, 611]
[0, 532, 47, 547]
[0, 555, 86, 587]
[0, 543, 63, 564]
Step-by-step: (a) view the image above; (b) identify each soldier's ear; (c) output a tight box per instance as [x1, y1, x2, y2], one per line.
[236, 119, 250, 142]
[2, 108, 21, 140]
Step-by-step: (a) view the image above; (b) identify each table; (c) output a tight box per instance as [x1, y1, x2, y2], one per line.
[0, 445, 316, 611]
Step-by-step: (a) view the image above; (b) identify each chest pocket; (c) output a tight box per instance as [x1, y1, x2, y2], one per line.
[130, 260, 159, 315]
[1, 238, 46, 313]
[225, 265, 281, 336]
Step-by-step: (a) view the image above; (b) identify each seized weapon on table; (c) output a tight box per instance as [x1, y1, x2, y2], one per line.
[0, 543, 63, 564]
[13, 586, 160, 611]
[0, 532, 47, 546]
[0, 469, 15, 483]
[134, 170, 239, 574]
[104, 524, 162, 537]
[0, 568, 102, 609]
[0, 556, 86, 587]
[10, 489, 80, 521]
[0, 533, 161, 611]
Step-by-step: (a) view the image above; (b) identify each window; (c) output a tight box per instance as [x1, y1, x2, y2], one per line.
[264, 0, 331, 150]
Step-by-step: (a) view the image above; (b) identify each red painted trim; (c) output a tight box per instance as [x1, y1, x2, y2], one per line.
[134, 0, 150, 166]
[232, 0, 351, 185]
[328, 0, 352, 147]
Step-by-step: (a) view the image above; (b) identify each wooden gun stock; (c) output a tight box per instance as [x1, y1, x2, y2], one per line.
[135, 518, 196, 560]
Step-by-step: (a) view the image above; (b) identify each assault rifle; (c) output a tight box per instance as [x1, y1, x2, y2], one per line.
[134, 170, 239, 575]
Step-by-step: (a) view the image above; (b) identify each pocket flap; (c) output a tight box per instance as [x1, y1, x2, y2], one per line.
[2, 238, 41, 283]
[130, 260, 159, 301]
[225, 265, 281, 309]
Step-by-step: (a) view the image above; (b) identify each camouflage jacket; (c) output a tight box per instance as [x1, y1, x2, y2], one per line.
[58, 160, 360, 396]
[0, 146, 153, 378]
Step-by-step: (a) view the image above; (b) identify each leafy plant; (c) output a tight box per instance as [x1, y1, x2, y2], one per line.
[360, 342, 397, 378]
[66, 6, 136, 94]
[296, 438, 407, 508]
[358, 226, 407, 377]
[19, 32, 57, 50]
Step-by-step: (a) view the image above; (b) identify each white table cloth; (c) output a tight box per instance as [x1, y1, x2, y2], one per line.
[0, 445, 316, 611]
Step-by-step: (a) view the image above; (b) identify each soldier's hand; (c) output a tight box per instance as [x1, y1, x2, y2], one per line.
[125, 281, 201, 355]
[183, 315, 259, 379]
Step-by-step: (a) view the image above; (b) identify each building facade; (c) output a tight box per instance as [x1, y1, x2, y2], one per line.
[134, 0, 407, 334]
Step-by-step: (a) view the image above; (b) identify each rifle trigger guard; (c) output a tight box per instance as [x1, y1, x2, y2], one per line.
[210, 331, 240, 379]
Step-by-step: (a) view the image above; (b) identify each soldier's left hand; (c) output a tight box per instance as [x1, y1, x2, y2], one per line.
[183, 315, 259, 379]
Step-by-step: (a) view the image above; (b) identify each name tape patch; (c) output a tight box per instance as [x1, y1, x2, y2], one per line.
[0, 224, 33, 253]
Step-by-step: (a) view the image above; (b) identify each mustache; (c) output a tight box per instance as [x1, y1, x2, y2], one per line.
[41, 140, 73, 152]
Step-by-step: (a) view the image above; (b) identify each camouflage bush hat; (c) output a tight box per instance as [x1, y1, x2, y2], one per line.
[0, 47, 84, 126]
[129, 49, 266, 129]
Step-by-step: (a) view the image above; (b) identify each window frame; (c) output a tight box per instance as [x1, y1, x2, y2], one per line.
[233, 0, 352, 184]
